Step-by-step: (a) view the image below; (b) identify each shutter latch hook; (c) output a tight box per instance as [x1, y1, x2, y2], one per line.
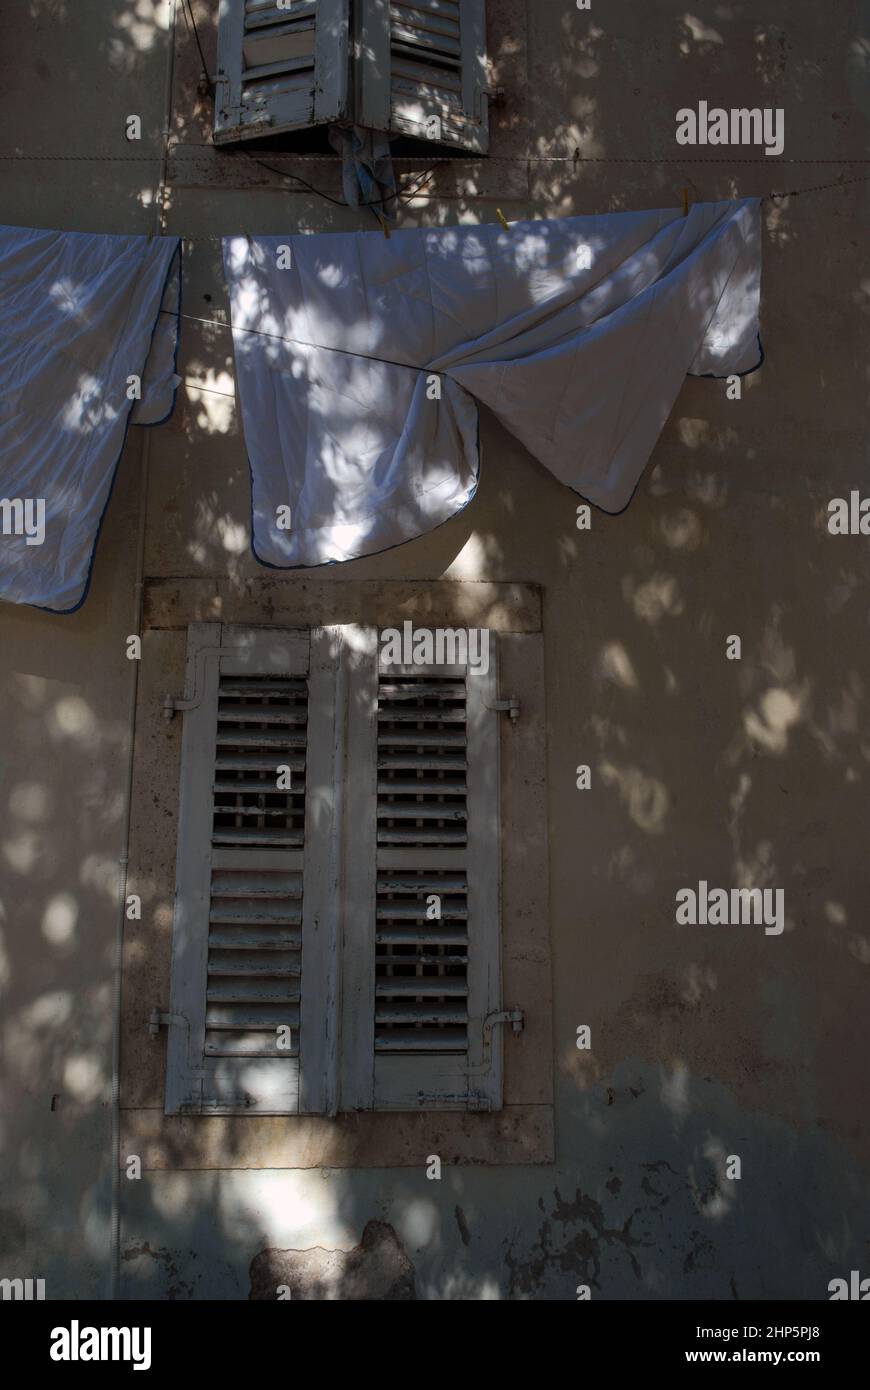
[485, 696, 520, 722]
[483, 1008, 524, 1040]
[164, 645, 225, 719]
[149, 1008, 187, 1037]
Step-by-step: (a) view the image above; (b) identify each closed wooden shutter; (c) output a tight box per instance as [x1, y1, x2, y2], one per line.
[214, 0, 350, 144]
[166, 623, 504, 1115]
[375, 673, 471, 1055]
[205, 667, 307, 1061]
[357, 0, 489, 153]
[340, 631, 503, 1111]
[165, 624, 343, 1114]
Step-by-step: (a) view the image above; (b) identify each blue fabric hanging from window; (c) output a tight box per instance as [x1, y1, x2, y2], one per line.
[328, 125, 398, 219]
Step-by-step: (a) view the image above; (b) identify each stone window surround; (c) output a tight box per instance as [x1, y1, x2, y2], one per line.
[121, 578, 553, 1169]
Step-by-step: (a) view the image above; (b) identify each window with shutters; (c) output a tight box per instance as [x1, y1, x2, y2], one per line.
[213, 0, 489, 154]
[165, 621, 507, 1116]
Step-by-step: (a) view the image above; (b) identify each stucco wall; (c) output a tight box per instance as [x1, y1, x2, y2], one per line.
[2, 0, 870, 1299]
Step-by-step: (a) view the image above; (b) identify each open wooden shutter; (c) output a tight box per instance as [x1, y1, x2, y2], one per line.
[214, 0, 350, 144]
[165, 623, 343, 1114]
[357, 0, 489, 153]
[340, 629, 503, 1110]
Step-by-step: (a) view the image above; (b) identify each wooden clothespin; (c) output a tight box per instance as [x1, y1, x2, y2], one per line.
[682, 188, 690, 217]
[147, 229, 155, 243]
[573, 147, 580, 171]
[375, 210, 391, 239]
[496, 207, 511, 232]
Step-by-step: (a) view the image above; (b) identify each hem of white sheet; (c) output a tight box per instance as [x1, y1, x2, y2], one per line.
[251, 473, 480, 570]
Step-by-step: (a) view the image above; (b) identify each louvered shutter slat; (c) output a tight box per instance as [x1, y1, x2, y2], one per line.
[245, 0, 317, 23]
[378, 753, 466, 770]
[377, 918, 468, 934]
[216, 727, 306, 743]
[375, 1028, 468, 1053]
[380, 728, 466, 746]
[204, 1003, 300, 1029]
[218, 704, 307, 724]
[392, 58, 462, 96]
[208, 948, 301, 976]
[211, 867, 303, 892]
[378, 682, 465, 698]
[242, 20, 316, 75]
[210, 924, 302, 946]
[376, 978, 467, 997]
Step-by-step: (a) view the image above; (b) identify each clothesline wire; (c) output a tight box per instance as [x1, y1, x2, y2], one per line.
[160, 163, 866, 370]
[4, 145, 866, 245]
[2, 151, 870, 164]
[239, 149, 443, 213]
[2, 144, 868, 223]
[136, 168, 870, 244]
[161, 306, 430, 373]
[766, 171, 870, 200]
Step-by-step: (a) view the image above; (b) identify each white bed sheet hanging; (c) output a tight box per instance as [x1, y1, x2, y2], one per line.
[0, 226, 181, 611]
[223, 198, 762, 569]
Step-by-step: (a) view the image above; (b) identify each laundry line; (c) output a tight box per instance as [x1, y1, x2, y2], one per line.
[135, 166, 869, 256]
[3, 144, 868, 231]
[2, 151, 869, 163]
[160, 306, 433, 375]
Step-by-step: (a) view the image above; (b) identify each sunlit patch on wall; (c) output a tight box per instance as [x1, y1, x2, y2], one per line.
[42, 892, 78, 947]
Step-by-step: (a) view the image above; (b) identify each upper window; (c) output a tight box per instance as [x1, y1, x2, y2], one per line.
[164, 621, 510, 1116]
[213, 0, 490, 153]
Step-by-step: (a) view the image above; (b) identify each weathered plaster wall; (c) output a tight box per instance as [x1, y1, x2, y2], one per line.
[0, 1, 172, 1299]
[2, 0, 870, 1299]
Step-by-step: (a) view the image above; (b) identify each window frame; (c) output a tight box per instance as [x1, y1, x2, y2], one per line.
[123, 579, 553, 1168]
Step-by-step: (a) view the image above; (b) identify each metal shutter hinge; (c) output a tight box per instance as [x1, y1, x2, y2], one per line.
[486, 696, 520, 722]
[148, 1008, 186, 1037]
[484, 1008, 525, 1040]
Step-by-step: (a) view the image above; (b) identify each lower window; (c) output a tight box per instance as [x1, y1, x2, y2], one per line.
[164, 622, 514, 1115]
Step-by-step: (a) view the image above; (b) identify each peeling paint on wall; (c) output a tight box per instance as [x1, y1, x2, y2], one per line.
[249, 1221, 416, 1301]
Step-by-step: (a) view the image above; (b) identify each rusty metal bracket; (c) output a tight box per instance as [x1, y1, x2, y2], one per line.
[462, 1007, 526, 1084]
[163, 646, 225, 720]
[483, 1008, 524, 1040]
[149, 1008, 187, 1037]
[486, 696, 520, 722]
